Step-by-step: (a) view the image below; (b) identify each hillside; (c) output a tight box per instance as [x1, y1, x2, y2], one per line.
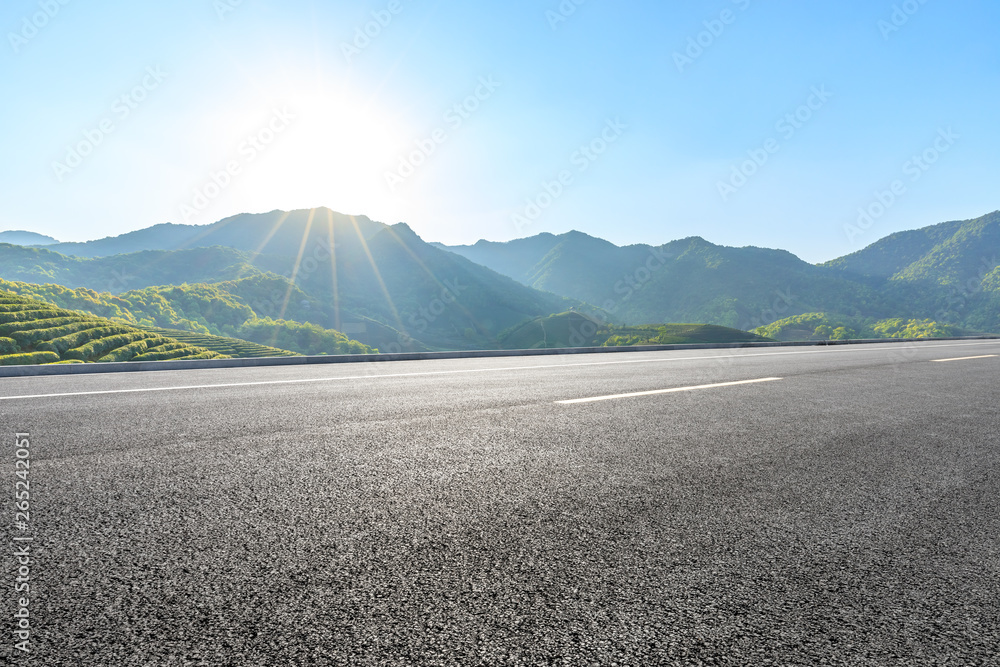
[822, 210, 1000, 331]
[752, 312, 965, 342]
[0, 290, 231, 365]
[142, 328, 300, 358]
[0, 230, 59, 246]
[0, 211, 580, 351]
[440, 212, 1000, 334]
[497, 312, 772, 349]
[43, 208, 386, 258]
[823, 211, 1000, 283]
[441, 232, 888, 329]
[6, 207, 998, 350]
[0, 278, 375, 356]
[0, 244, 259, 289]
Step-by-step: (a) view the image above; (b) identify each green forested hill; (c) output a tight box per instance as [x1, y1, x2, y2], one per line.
[4, 208, 998, 352]
[497, 312, 772, 349]
[442, 232, 889, 329]
[823, 211, 999, 284]
[439, 212, 1000, 334]
[821, 210, 1000, 331]
[751, 313, 965, 342]
[0, 244, 259, 289]
[0, 279, 376, 356]
[0, 211, 580, 352]
[142, 327, 301, 358]
[0, 291, 232, 365]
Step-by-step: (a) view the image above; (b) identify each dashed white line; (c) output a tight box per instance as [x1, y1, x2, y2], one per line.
[555, 377, 784, 404]
[930, 354, 998, 363]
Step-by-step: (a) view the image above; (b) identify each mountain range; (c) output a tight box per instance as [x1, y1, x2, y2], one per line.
[438, 210, 1000, 333]
[0, 208, 576, 351]
[2, 207, 998, 350]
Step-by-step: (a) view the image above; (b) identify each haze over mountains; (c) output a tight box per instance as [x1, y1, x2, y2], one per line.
[2, 208, 998, 350]
[0, 230, 59, 246]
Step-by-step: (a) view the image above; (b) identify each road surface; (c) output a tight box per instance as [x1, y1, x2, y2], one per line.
[2, 340, 999, 665]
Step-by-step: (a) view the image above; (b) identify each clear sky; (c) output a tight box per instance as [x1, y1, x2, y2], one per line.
[2, 0, 998, 262]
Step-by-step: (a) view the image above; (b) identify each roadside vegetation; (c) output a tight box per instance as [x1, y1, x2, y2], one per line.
[498, 312, 773, 349]
[0, 290, 271, 365]
[751, 312, 965, 341]
[0, 278, 375, 355]
[143, 327, 300, 358]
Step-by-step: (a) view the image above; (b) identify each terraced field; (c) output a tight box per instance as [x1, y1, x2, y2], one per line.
[0, 291, 228, 365]
[144, 327, 299, 358]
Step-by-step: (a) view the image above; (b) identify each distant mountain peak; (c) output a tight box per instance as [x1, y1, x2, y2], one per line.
[0, 230, 60, 246]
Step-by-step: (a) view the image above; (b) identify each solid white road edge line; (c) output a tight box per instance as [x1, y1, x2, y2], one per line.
[930, 354, 998, 363]
[1, 340, 998, 401]
[555, 377, 784, 405]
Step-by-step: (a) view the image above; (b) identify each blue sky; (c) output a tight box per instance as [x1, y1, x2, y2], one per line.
[2, 0, 998, 262]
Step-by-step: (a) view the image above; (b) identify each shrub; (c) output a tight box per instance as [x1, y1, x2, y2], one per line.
[0, 316, 102, 337]
[238, 317, 374, 355]
[10, 320, 108, 348]
[64, 332, 157, 362]
[97, 337, 175, 362]
[171, 351, 228, 360]
[43, 325, 136, 355]
[0, 309, 67, 325]
[0, 351, 60, 366]
[0, 337, 19, 355]
[131, 343, 194, 361]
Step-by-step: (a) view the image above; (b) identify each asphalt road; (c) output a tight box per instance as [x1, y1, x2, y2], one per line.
[2, 340, 999, 666]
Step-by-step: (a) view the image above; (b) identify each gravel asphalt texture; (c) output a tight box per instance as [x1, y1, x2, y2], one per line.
[2, 339, 999, 665]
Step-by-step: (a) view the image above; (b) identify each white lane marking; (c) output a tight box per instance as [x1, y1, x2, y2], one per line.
[555, 377, 783, 404]
[930, 354, 998, 363]
[1, 340, 998, 401]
